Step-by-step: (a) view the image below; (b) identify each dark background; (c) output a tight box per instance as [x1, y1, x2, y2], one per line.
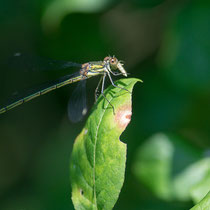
[0, 0, 210, 209]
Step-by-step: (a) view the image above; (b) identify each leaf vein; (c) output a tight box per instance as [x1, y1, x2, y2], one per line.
[92, 81, 132, 208]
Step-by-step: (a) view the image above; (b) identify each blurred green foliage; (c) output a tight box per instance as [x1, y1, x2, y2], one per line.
[159, 0, 210, 93]
[0, 0, 210, 209]
[133, 133, 210, 202]
[191, 191, 210, 210]
[131, 0, 166, 8]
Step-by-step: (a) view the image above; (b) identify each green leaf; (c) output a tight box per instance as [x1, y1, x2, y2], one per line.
[190, 163, 210, 204]
[70, 78, 141, 210]
[132, 133, 174, 200]
[191, 191, 210, 210]
[173, 158, 210, 201]
[132, 133, 202, 201]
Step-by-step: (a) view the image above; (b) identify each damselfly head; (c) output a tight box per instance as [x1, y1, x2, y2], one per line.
[103, 56, 127, 77]
[103, 56, 118, 67]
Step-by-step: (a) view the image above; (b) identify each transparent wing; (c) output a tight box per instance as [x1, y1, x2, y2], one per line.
[68, 79, 87, 123]
[8, 52, 81, 72]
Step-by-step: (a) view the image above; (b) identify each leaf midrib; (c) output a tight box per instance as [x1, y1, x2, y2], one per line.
[92, 81, 132, 209]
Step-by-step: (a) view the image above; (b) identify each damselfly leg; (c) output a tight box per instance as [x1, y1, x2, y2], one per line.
[101, 74, 115, 114]
[95, 76, 103, 102]
[107, 72, 131, 94]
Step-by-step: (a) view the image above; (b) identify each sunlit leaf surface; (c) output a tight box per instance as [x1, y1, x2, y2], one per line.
[191, 191, 210, 210]
[70, 78, 141, 210]
[189, 162, 210, 204]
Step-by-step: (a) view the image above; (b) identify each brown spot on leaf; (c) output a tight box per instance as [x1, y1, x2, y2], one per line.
[114, 104, 132, 130]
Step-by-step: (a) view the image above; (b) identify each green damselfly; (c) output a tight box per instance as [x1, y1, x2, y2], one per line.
[0, 55, 128, 122]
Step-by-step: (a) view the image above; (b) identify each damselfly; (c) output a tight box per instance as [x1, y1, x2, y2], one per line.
[0, 55, 129, 122]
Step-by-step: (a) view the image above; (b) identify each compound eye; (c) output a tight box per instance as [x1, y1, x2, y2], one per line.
[110, 57, 116, 64]
[103, 56, 110, 62]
